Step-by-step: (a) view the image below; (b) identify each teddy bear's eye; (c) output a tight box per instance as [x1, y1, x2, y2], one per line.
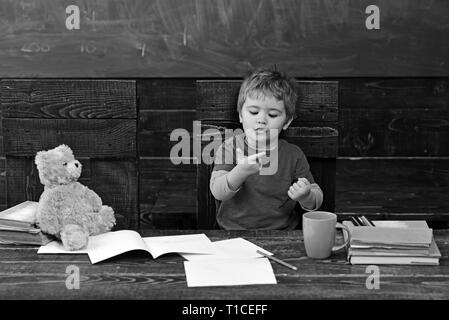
[63, 162, 67, 166]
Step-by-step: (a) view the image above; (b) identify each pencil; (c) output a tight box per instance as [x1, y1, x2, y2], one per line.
[256, 250, 298, 271]
[350, 216, 360, 226]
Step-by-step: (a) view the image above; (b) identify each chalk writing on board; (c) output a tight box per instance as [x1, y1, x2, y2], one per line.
[1, 1, 447, 77]
[21, 43, 51, 53]
[80, 41, 107, 55]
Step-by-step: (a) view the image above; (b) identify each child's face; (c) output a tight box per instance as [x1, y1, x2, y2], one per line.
[239, 93, 292, 146]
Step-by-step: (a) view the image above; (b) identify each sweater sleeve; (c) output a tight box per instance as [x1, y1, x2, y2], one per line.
[210, 170, 240, 201]
[298, 183, 323, 211]
[293, 146, 323, 211]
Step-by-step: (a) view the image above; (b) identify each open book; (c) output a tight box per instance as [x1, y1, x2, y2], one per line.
[38, 230, 215, 264]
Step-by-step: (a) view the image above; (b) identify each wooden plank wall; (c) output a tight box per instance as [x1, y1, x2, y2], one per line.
[337, 79, 449, 228]
[0, 0, 448, 77]
[1, 78, 448, 229]
[0, 80, 138, 230]
[138, 78, 449, 229]
[138, 80, 197, 229]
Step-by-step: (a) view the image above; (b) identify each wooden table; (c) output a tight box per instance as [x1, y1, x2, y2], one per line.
[1, 229, 448, 300]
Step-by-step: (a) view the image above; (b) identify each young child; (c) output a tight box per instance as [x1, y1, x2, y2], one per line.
[210, 67, 323, 230]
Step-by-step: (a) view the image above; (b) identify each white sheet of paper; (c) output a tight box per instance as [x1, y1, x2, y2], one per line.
[142, 233, 213, 258]
[184, 258, 277, 287]
[37, 241, 89, 254]
[180, 237, 272, 261]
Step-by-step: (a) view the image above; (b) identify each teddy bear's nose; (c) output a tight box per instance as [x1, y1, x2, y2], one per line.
[75, 163, 79, 168]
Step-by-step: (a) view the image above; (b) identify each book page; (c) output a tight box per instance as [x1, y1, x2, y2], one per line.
[87, 230, 150, 264]
[38, 230, 149, 264]
[184, 258, 277, 287]
[180, 237, 273, 261]
[142, 233, 214, 258]
[0, 201, 38, 223]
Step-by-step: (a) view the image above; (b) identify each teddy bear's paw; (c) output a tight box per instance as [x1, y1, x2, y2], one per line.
[100, 205, 116, 229]
[60, 224, 89, 251]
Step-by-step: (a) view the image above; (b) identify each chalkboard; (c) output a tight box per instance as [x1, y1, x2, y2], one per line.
[0, 0, 448, 77]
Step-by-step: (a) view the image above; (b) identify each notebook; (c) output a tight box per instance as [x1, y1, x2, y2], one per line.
[348, 225, 433, 247]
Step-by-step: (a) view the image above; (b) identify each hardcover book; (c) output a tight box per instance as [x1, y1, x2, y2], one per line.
[0, 201, 39, 229]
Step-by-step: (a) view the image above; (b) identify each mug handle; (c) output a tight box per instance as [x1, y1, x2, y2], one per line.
[331, 222, 351, 253]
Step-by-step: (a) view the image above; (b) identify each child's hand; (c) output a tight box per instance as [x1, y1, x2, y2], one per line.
[236, 148, 267, 176]
[288, 178, 312, 201]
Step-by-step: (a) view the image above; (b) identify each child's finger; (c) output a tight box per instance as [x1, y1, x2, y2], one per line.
[236, 148, 243, 158]
[247, 151, 266, 163]
[236, 148, 245, 163]
[292, 182, 301, 191]
[297, 181, 308, 190]
[290, 185, 299, 193]
[288, 190, 294, 199]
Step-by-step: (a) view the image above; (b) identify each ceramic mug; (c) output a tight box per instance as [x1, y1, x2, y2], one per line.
[302, 211, 351, 259]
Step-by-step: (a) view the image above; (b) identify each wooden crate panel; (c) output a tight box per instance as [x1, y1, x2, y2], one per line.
[3, 119, 136, 158]
[197, 80, 338, 122]
[139, 110, 195, 132]
[140, 126, 338, 158]
[339, 107, 449, 156]
[340, 78, 449, 109]
[335, 158, 449, 216]
[0, 158, 6, 208]
[1, 80, 136, 119]
[137, 80, 196, 111]
[139, 158, 196, 229]
[90, 160, 138, 231]
[339, 78, 449, 157]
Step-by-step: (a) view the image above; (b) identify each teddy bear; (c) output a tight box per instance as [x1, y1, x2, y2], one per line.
[34, 144, 116, 251]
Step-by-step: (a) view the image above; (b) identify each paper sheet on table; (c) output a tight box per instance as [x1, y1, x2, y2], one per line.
[184, 258, 277, 287]
[142, 233, 214, 258]
[180, 237, 272, 261]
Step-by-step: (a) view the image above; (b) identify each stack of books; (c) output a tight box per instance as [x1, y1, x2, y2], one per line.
[0, 201, 54, 245]
[343, 218, 441, 265]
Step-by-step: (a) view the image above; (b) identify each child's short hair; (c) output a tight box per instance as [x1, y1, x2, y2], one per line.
[237, 67, 298, 121]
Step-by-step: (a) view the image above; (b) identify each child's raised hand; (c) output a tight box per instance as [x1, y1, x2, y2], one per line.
[288, 178, 312, 201]
[236, 148, 267, 176]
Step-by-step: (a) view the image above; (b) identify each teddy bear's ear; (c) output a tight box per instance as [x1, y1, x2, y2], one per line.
[55, 144, 74, 157]
[35, 150, 47, 167]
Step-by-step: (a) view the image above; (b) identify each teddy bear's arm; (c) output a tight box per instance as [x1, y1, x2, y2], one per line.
[37, 193, 63, 236]
[81, 185, 103, 211]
